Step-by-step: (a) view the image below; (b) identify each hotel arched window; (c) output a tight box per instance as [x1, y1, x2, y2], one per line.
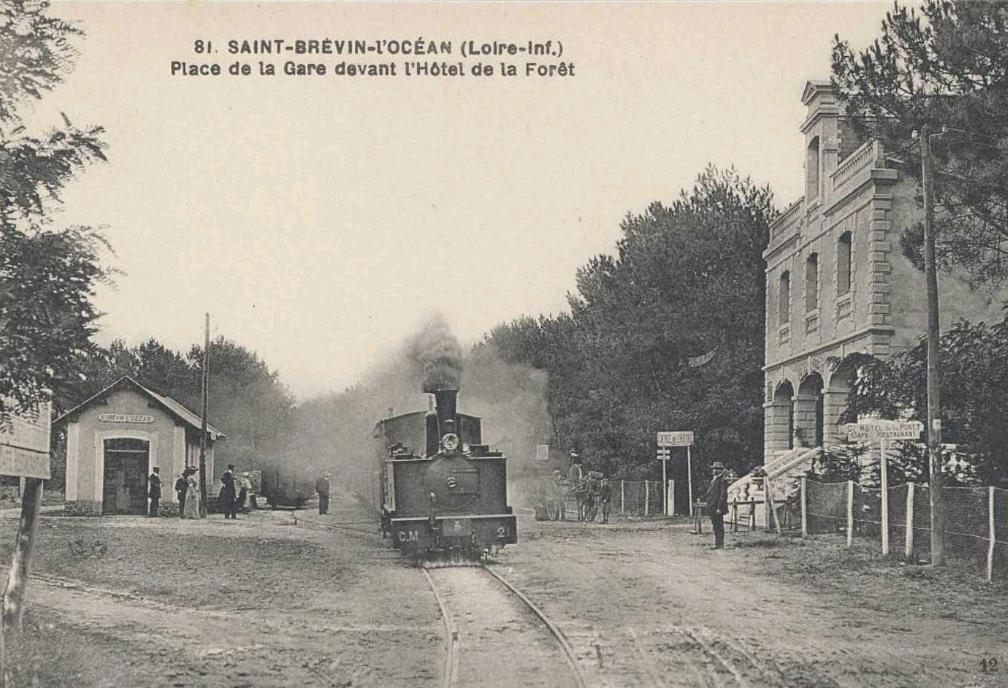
[778, 271, 791, 326]
[805, 253, 819, 311]
[806, 136, 821, 200]
[838, 232, 852, 295]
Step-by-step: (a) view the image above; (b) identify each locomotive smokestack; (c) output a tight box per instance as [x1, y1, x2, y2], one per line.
[434, 389, 458, 437]
[425, 396, 439, 457]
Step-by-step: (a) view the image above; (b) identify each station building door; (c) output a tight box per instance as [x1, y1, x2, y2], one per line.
[102, 438, 149, 514]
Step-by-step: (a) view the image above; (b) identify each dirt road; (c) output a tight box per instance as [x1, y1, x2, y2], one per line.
[5, 495, 1006, 687]
[492, 517, 1007, 688]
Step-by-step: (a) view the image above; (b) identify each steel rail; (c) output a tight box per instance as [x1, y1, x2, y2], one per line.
[480, 565, 588, 688]
[421, 567, 459, 688]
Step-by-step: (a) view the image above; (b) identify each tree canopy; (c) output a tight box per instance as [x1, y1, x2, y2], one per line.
[832, 0, 1008, 286]
[0, 0, 111, 422]
[486, 166, 774, 481]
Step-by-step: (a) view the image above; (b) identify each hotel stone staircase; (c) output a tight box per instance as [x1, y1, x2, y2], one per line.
[727, 446, 821, 528]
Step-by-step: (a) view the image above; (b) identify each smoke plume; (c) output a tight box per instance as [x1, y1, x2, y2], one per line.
[409, 314, 463, 392]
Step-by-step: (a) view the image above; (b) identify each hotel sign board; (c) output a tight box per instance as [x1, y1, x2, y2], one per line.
[0, 400, 52, 479]
[657, 431, 693, 447]
[845, 421, 923, 442]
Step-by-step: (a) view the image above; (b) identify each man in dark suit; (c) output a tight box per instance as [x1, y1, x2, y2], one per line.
[220, 464, 238, 519]
[315, 473, 331, 515]
[706, 461, 729, 549]
[147, 467, 161, 517]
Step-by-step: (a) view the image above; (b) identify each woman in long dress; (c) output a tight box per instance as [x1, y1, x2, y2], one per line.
[183, 469, 200, 519]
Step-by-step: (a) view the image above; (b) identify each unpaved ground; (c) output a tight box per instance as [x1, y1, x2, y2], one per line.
[491, 516, 1008, 688]
[1, 496, 443, 688]
[425, 566, 579, 688]
[3, 495, 1006, 687]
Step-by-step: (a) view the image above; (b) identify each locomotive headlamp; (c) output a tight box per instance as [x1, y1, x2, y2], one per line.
[441, 433, 460, 453]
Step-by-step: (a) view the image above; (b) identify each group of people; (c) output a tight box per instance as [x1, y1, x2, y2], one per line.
[146, 464, 255, 519]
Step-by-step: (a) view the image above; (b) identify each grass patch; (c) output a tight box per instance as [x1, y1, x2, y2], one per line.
[730, 530, 1008, 629]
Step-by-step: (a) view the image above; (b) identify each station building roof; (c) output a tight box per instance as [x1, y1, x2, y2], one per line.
[54, 375, 225, 440]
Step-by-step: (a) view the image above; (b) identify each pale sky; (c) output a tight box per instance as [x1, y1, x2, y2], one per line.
[28, 1, 891, 398]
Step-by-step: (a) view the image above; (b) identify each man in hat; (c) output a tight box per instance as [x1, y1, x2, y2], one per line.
[567, 451, 583, 484]
[315, 472, 331, 515]
[220, 464, 238, 520]
[706, 461, 729, 549]
[147, 467, 161, 517]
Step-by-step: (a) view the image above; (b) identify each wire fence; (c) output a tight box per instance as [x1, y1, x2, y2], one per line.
[798, 478, 1007, 580]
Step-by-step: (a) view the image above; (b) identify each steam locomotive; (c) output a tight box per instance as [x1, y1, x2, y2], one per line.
[373, 387, 517, 559]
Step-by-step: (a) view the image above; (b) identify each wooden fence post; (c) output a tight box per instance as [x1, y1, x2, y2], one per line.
[905, 483, 915, 561]
[988, 486, 996, 583]
[846, 480, 854, 548]
[880, 439, 889, 556]
[749, 496, 756, 531]
[766, 478, 782, 536]
[669, 480, 675, 516]
[800, 476, 808, 537]
[620, 480, 625, 516]
[763, 479, 771, 530]
[644, 481, 650, 517]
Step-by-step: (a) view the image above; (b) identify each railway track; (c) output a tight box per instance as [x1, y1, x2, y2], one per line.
[422, 564, 587, 688]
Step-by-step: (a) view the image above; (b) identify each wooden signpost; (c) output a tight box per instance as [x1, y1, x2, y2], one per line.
[0, 400, 52, 634]
[657, 431, 694, 516]
[845, 420, 923, 556]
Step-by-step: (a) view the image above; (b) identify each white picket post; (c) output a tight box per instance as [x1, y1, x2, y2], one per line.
[846, 480, 854, 548]
[988, 486, 996, 583]
[620, 480, 625, 515]
[905, 483, 915, 561]
[644, 480, 650, 517]
[800, 476, 808, 538]
[880, 439, 889, 556]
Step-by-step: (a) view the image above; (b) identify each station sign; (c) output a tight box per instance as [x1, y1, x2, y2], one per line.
[845, 421, 923, 442]
[98, 413, 154, 424]
[657, 431, 693, 447]
[0, 400, 52, 479]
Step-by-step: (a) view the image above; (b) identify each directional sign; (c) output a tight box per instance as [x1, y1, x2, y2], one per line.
[845, 421, 923, 442]
[657, 431, 693, 447]
[657, 447, 671, 460]
[0, 400, 51, 479]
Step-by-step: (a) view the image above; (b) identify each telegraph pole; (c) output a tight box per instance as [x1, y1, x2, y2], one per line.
[919, 125, 946, 565]
[199, 313, 209, 518]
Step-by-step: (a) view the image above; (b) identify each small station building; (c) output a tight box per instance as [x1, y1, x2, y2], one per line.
[56, 376, 225, 515]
